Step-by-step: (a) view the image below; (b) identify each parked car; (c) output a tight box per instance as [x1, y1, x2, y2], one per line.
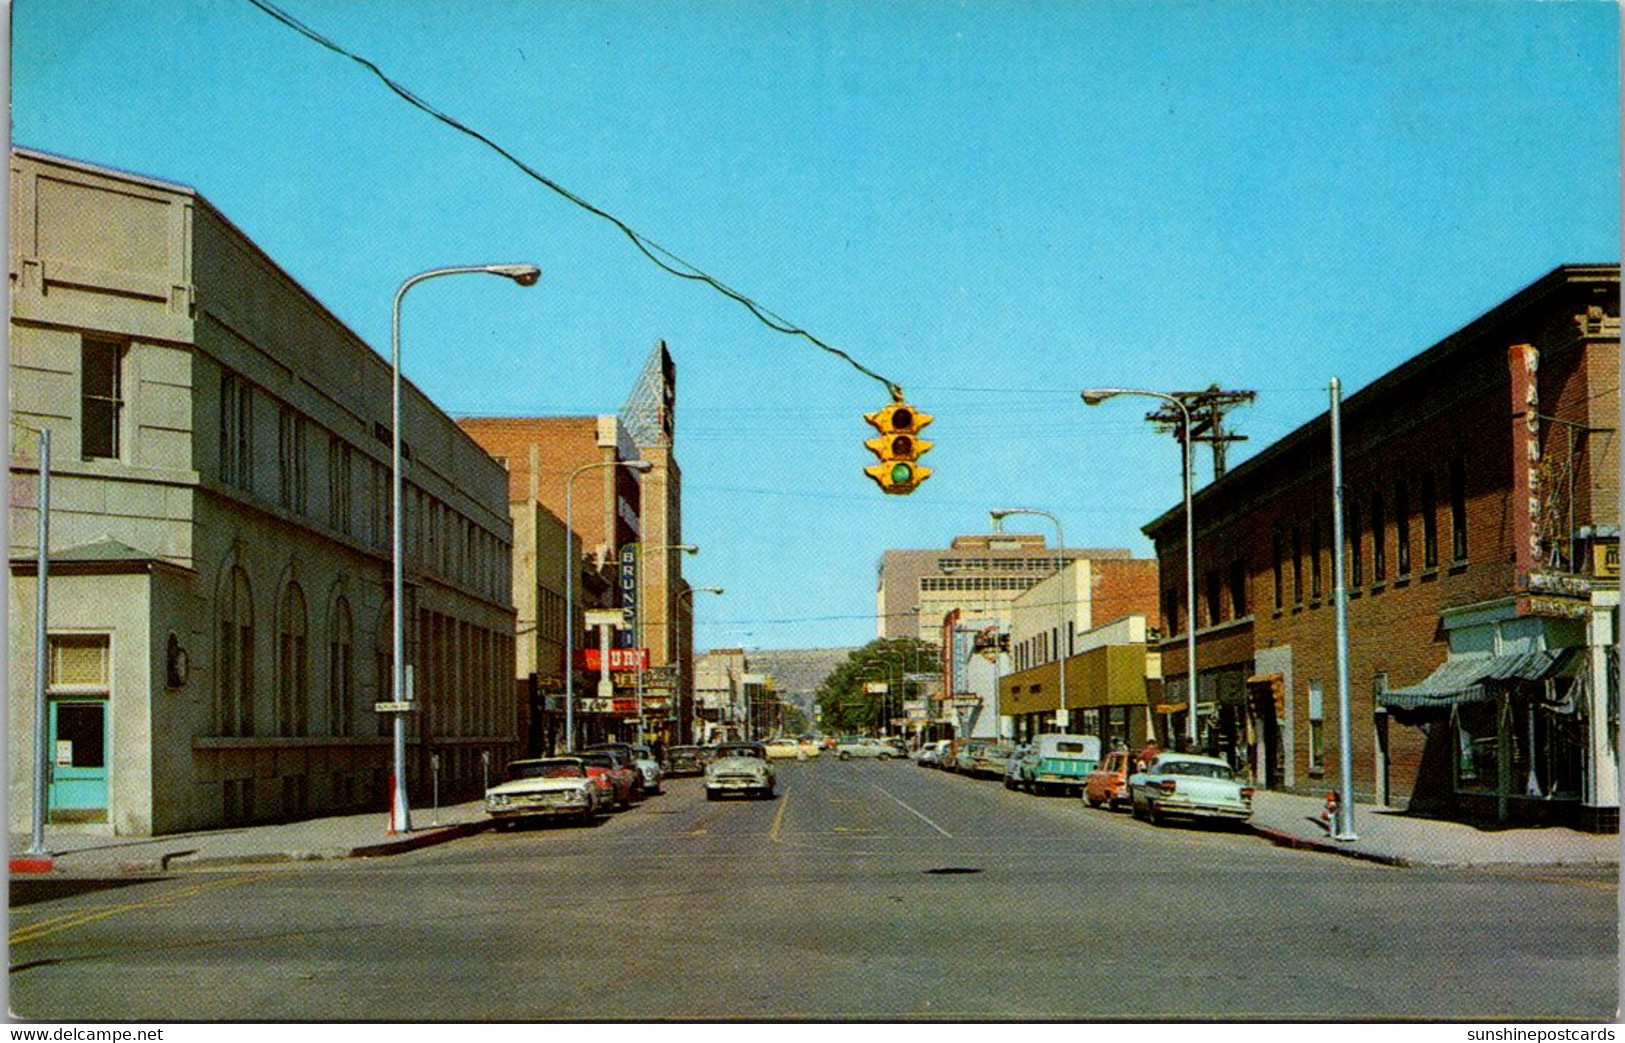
[938, 739, 969, 771]
[914, 739, 951, 767]
[574, 750, 640, 809]
[966, 741, 1016, 779]
[1083, 748, 1136, 810]
[797, 737, 823, 758]
[705, 742, 776, 800]
[665, 745, 709, 777]
[586, 742, 663, 795]
[485, 757, 602, 827]
[951, 740, 987, 775]
[835, 737, 908, 760]
[1008, 734, 1101, 795]
[1128, 753, 1255, 826]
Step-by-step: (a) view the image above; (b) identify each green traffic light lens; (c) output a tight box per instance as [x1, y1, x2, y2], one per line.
[890, 463, 913, 483]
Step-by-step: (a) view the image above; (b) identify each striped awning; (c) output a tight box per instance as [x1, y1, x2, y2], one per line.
[1379, 648, 1581, 715]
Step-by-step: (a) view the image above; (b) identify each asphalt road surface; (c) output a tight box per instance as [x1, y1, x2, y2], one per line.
[9, 757, 1618, 1021]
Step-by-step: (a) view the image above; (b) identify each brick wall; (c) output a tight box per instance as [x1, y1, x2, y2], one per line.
[1146, 266, 1619, 805]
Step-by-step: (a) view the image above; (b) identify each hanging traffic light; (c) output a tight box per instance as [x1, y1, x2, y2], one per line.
[864, 400, 933, 494]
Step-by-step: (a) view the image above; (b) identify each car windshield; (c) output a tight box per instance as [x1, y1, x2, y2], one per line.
[1056, 742, 1087, 754]
[715, 745, 762, 759]
[1162, 760, 1234, 780]
[576, 754, 613, 769]
[509, 760, 583, 780]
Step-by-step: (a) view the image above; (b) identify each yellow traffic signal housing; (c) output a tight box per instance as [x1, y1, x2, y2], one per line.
[863, 401, 934, 494]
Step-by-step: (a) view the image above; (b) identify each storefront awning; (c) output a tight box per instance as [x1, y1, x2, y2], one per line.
[1379, 648, 1580, 716]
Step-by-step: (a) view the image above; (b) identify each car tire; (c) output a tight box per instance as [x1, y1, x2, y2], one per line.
[838, 751, 851, 761]
[1131, 795, 1146, 820]
[705, 789, 719, 801]
[1147, 799, 1163, 826]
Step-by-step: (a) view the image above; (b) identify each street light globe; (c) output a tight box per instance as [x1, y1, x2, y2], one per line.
[1080, 389, 1121, 406]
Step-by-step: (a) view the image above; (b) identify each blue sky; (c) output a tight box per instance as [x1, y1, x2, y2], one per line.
[11, 0, 1620, 651]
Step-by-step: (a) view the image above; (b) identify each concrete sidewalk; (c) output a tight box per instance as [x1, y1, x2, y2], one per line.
[9, 800, 493, 876]
[1247, 790, 1621, 868]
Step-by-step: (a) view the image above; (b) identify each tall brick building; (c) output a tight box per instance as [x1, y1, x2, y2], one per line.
[459, 345, 691, 748]
[1144, 265, 1619, 830]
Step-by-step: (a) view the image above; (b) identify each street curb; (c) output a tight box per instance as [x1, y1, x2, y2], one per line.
[346, 818, 494, 858]
[1248, 823, 1417, 867]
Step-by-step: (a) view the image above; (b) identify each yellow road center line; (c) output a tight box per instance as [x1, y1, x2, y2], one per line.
[10, 873, 266, 946]
[768, 792, 790, 843]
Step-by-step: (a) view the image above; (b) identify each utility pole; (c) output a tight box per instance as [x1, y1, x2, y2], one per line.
[1144, 385, 1257, 480]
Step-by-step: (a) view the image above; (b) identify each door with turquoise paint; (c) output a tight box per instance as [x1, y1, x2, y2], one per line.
[49, 700, 108, 820]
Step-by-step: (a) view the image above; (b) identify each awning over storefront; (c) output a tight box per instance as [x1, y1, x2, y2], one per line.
[1379, 648, 1581, 717]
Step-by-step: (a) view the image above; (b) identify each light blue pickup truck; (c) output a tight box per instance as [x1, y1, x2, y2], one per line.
[1006, 734, 1102, 795]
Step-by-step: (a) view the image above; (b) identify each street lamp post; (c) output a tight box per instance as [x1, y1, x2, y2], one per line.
[990, 507, 1069, 733]
[637, 543, 698, 744]
[564, 458, 654, 753]
[390, 263, 539, 834]
[676, 586, 724, 743]
[1081, 387, 1199, 750]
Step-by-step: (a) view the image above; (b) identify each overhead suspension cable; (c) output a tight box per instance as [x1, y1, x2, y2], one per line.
[243, 0, 903, 400]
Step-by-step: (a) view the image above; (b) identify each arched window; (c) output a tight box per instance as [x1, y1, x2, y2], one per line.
[329, 597, 354, 737]
[279, 583, 309, 736]
[218, 567, 255, 736]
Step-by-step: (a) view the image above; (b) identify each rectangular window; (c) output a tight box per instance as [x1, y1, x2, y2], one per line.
[1421, 469, 1439, 569]
[1164, 588, 1180, 636]
[328, 437, 353, 535]
[1395, 478, 1411, 576]
[49, 634, 111, 690]
[220, 372, 253, 490]
[1310, 518, 1323, 601]
[1205, 570, 1223, 627]
[1291, 525, 1303, 605]
[1307, 680, 1325, 772]
[1272, 533, 1284, 612]
[81, 338, 125, 460]
[278, 408, 307, 513]
[1450, 457, 1467, 561]
[1229, 558, 1247, 618]
[1346, 498, 1363, 587]
[1371, 490, 1387, 581]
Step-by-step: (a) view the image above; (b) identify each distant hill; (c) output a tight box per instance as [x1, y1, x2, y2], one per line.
[744, 647, 857, 710]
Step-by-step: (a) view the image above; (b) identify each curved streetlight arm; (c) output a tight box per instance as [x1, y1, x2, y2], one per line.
[988, 507, 1068, 731]
[1080, 386, 1199, 748]
[389, 263, 539, 835]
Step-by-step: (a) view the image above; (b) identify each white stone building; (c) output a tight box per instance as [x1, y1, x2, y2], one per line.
[9, 148, 516, 835]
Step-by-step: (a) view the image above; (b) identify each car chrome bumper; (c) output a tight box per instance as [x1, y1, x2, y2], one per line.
[1154, 798, 1252, 819]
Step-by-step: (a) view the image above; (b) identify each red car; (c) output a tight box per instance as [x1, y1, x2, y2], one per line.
[574, 750, 640, 809]
[1083, 749, 1136, 810]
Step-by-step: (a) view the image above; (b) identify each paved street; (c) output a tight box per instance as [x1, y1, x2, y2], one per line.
[10, 758, 1617, 1021]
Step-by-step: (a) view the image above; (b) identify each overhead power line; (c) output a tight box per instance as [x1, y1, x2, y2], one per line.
[242, 0, 904, 400]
